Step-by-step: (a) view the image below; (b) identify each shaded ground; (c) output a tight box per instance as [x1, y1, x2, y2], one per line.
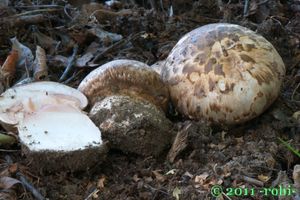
[0, 0, 300, 199]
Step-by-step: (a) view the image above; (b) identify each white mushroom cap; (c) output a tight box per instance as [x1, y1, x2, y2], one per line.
[162, 23, 286, 124]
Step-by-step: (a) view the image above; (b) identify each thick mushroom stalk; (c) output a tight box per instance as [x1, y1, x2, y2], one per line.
[161, 23, 286, 125]
[78, 59, 173, 156]
[90, 95, 172, 156]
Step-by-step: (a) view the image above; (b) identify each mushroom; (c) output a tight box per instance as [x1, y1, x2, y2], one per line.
[0, 81, 87, 126]
[78, 59, 169, 112]
[78, 59, 173, 156]
[0, 81, 106, 172]
[161, 23, 286, 125]
[150, 60, 165, 75]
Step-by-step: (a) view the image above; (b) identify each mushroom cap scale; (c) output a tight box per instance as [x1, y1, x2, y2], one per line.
[78, 59, 169, 112]
[162, 23, 285, 124]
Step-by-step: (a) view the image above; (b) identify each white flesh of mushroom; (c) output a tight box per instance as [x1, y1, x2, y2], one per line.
[18, 104, 101, 151]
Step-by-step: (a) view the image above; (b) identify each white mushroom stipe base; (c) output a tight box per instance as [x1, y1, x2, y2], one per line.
[89, 95, 173, 156]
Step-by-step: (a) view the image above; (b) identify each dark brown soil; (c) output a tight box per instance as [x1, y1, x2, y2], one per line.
[0, 0, 299, 200]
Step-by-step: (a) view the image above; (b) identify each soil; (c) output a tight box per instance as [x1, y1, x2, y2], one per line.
[0, 0, 299, 200]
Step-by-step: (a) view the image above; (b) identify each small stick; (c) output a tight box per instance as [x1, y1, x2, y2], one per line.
[14, 8, 62, 17]
[149, 0, 157, 10]
[59, 44, 78, 82]
[91, 31, 144, 63]
[291, 82, 300, 102]
[84, 188, 99, 200]
[243, 0, 250, 17]
[16, 172, 45, 200]
[0, 149, 20, 152]
[237, 175, 264, 187]
[14, 5, 64, 8]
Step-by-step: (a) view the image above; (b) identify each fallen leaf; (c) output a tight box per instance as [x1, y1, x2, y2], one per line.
[10, 37, 34, 69]
[0, 177, 21, 189]
[292, 111, 300, 121]
[172, 187, 181, 200]
[166, 169, 177, 175]
[31, 25, 59, 54]
[258, 174, 271, 182]
[152, 170, 166, 182]
[8, 163, 18, 174]
[132, 174, 140, 182]
[183, 171, 193, 179]
[97, 177, 106, 189]
[0, 189, 17, 200]
[194, 172, 209, 185]
[76, 52, 94, 67]
[33, 46, 48, 81]
[1, 50, 18, 75]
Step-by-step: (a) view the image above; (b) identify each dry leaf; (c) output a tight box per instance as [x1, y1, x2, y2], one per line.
[10, 37, 34, 69]
[97, 177, 106, 189]
[172, 187, 181, 200]
[0, 50, 18, 91]
[0, 177, 21, 189]
[166, 169, 177, 175]
[258, 174, 271, 183]
[1, 50, 18, 76]
[194, 172, 209, 185]
[33, 46, 48, 81]
[132, 174, 140, 182]
[31, 25, 59, 54]
[152, 170, 166, 182]
[292, 111, 300, 121]
[0, 189, 17, 200]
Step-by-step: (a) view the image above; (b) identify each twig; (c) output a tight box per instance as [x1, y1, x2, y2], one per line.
[0, 14, 47, 27]
[222, 192, 233, 200]
[237, 175, 264, 187]
[16, 172, 45, 200]
[91, 31, 145, 63]
[144, 183, 170, 196]
[14, 8, 62, 17]
[160, 0, 165, 11]
[257, 0, 269, 6]
[64, 5, 73, 20]
[291, 82, 300, 102]
[149, 0, 157, 10]
[62, 69, 84, 84]
[59, 44, 79, 82]
[14, 5, 64, 8]
[0, 149, 20, 152]
[243, 0, 250, 17]
[184, 16, 220, 24]
[84, 188, 99, 200]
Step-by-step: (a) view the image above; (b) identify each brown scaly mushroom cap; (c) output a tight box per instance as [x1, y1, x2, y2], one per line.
[161, 23, 286, 124]
[78, 59, 169, 112]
